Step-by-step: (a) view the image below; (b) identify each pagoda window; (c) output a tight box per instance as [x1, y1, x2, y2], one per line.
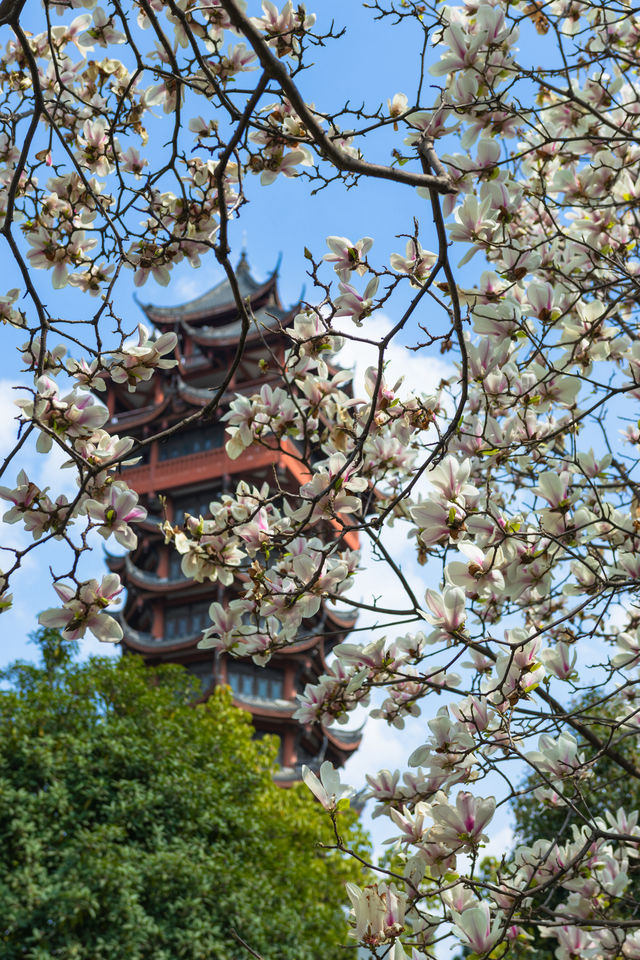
[167, 551, 185, 580]
[172, 485, 222, 524]
[185, 659, 215, 693]
[157, 424, 224, 461]
[164, 601, 211, 640]
[227, 661, 284, 700]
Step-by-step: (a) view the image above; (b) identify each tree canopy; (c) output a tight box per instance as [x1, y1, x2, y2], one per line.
[0, 630, 368, 960]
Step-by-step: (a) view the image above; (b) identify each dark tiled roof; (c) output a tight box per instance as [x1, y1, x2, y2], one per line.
[138, 254, 277, 324]
[183, 304, 290, 346]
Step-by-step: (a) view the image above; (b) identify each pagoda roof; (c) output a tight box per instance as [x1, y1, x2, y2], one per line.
[138, 253, 281, 327]
[182, 303, 290, 347]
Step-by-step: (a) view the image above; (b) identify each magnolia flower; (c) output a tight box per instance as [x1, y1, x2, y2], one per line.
[77, 6, 126, 47]
[420, 586, 466, 640]
[390, 239, 437, 285]
[199, 599, 253, 651]
[387, 92, 408, 118]
[301, 760, 353, 810]
[109, 324, 177, 390]
[445, 543, 506, 599]
[541, 642, 577, 680]
[0, 288, 22, 326]
[39, 575, 123, 643]
[323, 235, 374, 281]
[333, 276, 379, 325]
[428, 456, 478, 504]
[526, 732, 583, 778]
[451, 901, 503, 954]
[84, 484, 147, 549]
[431, 791, 496, 849]
[16, 376, 109, 454]
[259, 147, 313, 185]
[345, 882, 406, 945]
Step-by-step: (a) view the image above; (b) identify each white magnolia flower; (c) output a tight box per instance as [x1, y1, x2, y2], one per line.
[301, 760, 353, 810]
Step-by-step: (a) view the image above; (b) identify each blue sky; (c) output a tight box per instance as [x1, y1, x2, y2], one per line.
[0, 0, 466, 664]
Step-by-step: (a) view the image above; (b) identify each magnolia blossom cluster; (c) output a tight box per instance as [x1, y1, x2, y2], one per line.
[0, 326, 177, 637]
[3, 0, 640, 957]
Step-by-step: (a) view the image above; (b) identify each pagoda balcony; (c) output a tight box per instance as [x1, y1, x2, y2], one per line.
[122, 555, 191, 592]
[120, 618, 205, 651]
[230, 691, 298, 716]
[116, 443, 284, 496]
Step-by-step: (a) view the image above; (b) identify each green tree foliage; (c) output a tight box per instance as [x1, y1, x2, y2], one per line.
[507, 692, 640, 960]
[0, 629, 369, 960]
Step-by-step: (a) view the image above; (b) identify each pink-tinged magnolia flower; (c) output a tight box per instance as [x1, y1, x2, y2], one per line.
[364, 769, 400, 805]
[78, 117, 113, 177]
[334, 276, 379, 326]
[345, 882, 406, 945]
[16, 376, 109, 454]
[431, 790, 496, 849]
[323, 235, 373, 281]
[259, 147, 312, 186]
[540, 642, 577, 680]
[199, 599, 253, 652]
[0, 469, 71, 540]
[38, 575, 123, 643]
[390, 239, 436, 285]
[252, 1, 315, 57]
[26, 226, 97, 289]
[0, 287, 22, 326]
[126, 242, 173, 287]
[428, 455, 478, 504]
[296, 452, 367, 523]
[66, 357, 108, 391]
[120, 146, 147, 178]
[447, 195, 496, 255]
[445, 542, 506, 599]
[84, 484, 147, 549]
[0, 469, 40, 522]
[389, 802, 429, 844]
[410, 498, 465, 547]
[109, 324, 177, 390]
[451, 901, 503, 954]
[76, 6, 126, 48]
[526, 732, 583, 778]
[302, 760, 353, 810]
[420, 585, 466, 640]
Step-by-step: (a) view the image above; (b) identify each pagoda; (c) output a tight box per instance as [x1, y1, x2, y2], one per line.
[104, 254, 362, 781]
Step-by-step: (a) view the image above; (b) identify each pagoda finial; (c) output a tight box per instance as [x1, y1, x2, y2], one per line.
[237, 250, 249, 273]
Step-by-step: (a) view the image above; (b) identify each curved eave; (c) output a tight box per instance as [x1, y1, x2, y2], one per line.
[140, 272, 279, 327]
[324, 606, 358, 630]
[181, 306, 291, 348]
[107, 396, 170, 432]
[119, 556, 194, 593]
[175, 377, 220, 407]
[104, 551, 126, 574]
[273, 766, 303, 785]
[323, 724, 363, 753]
[231, 693, 298, 719]
[120, 618, 202, 653]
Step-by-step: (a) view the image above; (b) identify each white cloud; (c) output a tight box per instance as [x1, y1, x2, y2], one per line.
[336, 312, 454, 401]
